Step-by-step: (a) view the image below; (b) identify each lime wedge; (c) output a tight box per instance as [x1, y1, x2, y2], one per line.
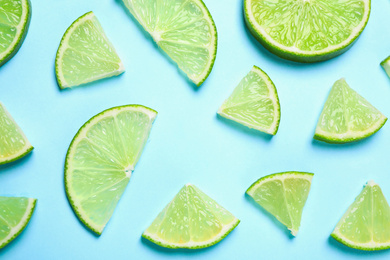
[0, 197, 36, 249]
[0, 103, 33, 165]
[55, 11, 124, 89]
[246, 172, 313, 236]
[331, 181, 390, 251]
[218, 66, 280, 135]
[122, 0, 217, 86]
[142, 184, 240, 249]
[0, 0, 31, 66]
[314, 78, 387, 143]
[244, 0, 370, 62]
[381, 56, 390, 78]
[65, 105, 157, 235]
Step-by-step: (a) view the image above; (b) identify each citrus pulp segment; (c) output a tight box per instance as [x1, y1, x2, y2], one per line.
[246, 172, 313, 236]
[65, 105, 157, 235]
[142, 184, 240, 249]
[381, 56, 390, 79]
[122, 0, 217, 86]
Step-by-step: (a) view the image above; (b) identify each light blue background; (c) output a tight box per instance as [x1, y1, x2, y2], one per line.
[1, 0, 390, 259]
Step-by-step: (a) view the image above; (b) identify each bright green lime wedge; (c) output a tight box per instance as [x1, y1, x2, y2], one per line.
[0, 197, 36, 249]
[122, 0, 217, 86]
[143, 184, 240, 249]
[332, 181, 390, 251]
[244, 0, 370, 62]
[218, 66, 280, 135]
[55, 11, 124, 89]
[381, 56, 390, 78]
[0, 0, 31, 67]
[65, 105, 157, 235]
[246, 172, 313, 236]
[0, 103, 33, 165]
[314, 78, 387, 143]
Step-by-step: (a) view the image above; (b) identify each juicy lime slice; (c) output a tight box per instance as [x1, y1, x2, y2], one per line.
[331, 181, 390, 251]
[244, 0, 370, 62]
[0, 197, 36, 249]
[314, 78, 387, 143]
[122, 0, 217, 86]
[65, 105, 157, 235]
[218, 66, 280, 135]
[246, 172, 313, 236]
[0, 102, 33, 165]
[381, 56, 390, 79]
[0, 0, 31, 66]
[55, 11, 124, 89]
[142, 184, 240, 249]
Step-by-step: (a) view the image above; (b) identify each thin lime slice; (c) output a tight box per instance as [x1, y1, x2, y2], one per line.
[332, 181, 390, 251]
[246, 172, 313, 236]
[65, 105, 157, 235]
[314, 78, 387, 143]
[122, 0, 217, 86]
[244, 0, 370, 62]
[0, 103, 33, 165]
[55, 11, 124, 89]
[0, 197, 36, 249]
[0, 0, 31, 67]
[143, 184, 240, 249]
[218, 66, 280, 135]
[380, 56, 390, 79]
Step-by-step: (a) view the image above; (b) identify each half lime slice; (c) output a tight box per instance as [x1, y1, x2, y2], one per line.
[380, 56, 390, 79]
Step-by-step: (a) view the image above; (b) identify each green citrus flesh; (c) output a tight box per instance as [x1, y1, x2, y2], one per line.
[246, 172, 313, 236]
[244, 0, 370, 62]
[0, 0, 31, 67]
[314, 78, 387, 143]
[0, 103, 33, 165]
[218, 66, 280, 135]
[0, 197, 36, 249]
[122, 0, 217, 86]
[55, 11, 124, 89]
[142, 184, 240, 249]
[65, 105, 157, 235]
[380, 56, 390, 79]
[332, 181, 390, 251]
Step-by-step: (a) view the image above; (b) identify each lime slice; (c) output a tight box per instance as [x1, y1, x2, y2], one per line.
[0, 197, 36, 249]
[246, 172, 313, 236]
[0, 103, 33, 165]
[122, 0, 217, 86]
[65, 105, 157, 235]
[142, 184, 240, 249]
[314, 78, 387, 143]
[55, 11, 124, 89]
[331, 181, 390, 251]
[218, 66, 280, 135]
[381, 56, 390, 79]
[244, 0, 370, 62]
[0, 0, 31, 66]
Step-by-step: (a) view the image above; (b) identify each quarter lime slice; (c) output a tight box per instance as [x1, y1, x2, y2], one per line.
[142, 184, 240, 249]
[0, 103, 33, 165]
[0, 197, 36, 249]
[0, 0, 31, 66]
[331, 181, 390, 251]
[218, 66, 280, 135]
[314, 78, 387, 143]
[246, 172, 313, 236]
[55, 11, 124, 89]
[122, 0, 217, 86]
[65, 105, 157, 235]
[380, 56, 390, 79]
[244, 0, 370, 62]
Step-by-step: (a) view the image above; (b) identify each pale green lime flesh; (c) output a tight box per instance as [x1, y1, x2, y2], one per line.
[0, 197, 36, 249]
[332, 181, 390, 251]
[0, 103, 33, 165]
[314, 78, 387, 143]
[246, 172, 313, 236]
[122, 0, 217, 86]
[218, 65, 280, 135]
[381, 56, 390, 79]
[142, 184, 240, 249]
[55, 11, 124, 89]
[65, 105, 157, 235]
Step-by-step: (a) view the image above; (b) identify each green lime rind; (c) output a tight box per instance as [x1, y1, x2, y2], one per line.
[0, 146, 33, 166]
[331, 232, 390, 251]
[380, 56, 390, 79]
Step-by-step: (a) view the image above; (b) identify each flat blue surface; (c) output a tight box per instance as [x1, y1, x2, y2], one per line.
[1, 0, 390, 259]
